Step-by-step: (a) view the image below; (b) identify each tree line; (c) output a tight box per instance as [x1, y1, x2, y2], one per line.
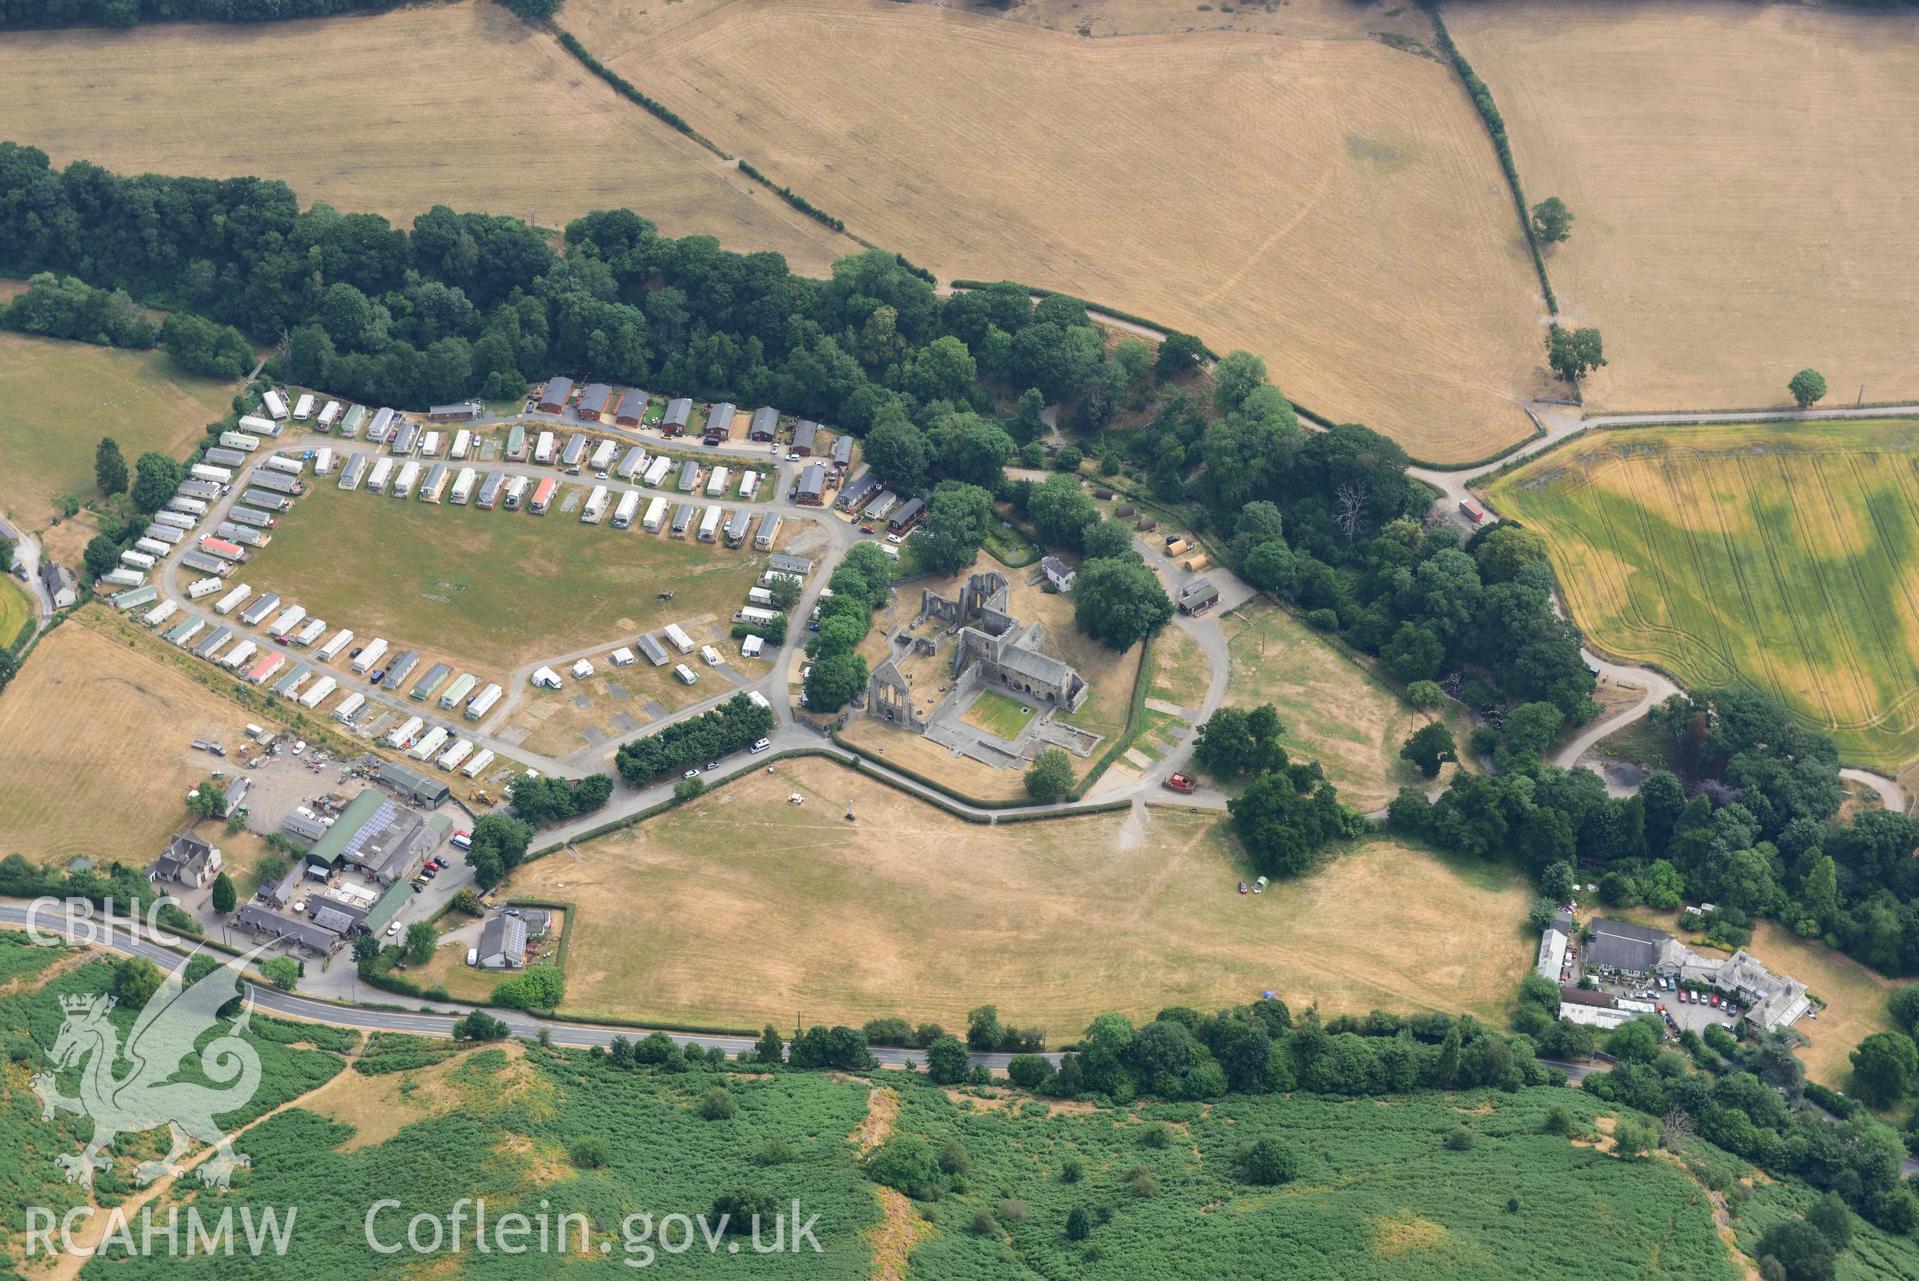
[0, 0, 398, 27]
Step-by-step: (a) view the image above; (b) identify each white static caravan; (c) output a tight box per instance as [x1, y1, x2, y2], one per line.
[297, 676, 337, 709]
[503, 476, 529, 510]
[367, 407, 397, 444]
[437, 672, 478, 709]
[142, 599, 179, 628]
[220, 431, 261, 452]
[451, 429, 472, 460]
[747, 587, 775, 607]
[350, 637, 388, 673]
[221, 639, 258, 670]
[213, 584, 252, 615]
[268, 604, 306, 635]
[313, 448, 334, 476]
[611, 491, 641, 529]
[450, 467, 478, 505]
[261, 389, 290, 420]
[187, 577, 225, 600]
[155, 511, 196, 531]
[134, 536, 170, 556]
[663, 623, 694, 654]
[407, 726, 450, 762]
[293, 618, 327, 647]
[332, 691, 366, 723]
[317, 628, 355, 662]
[748, 689, 772, 711]
[419, 430, 442, 458]
[190, 463, 233, 484]
[617, 445, 647, 480]
[739, 471, 761, 500]
[436, 739, 473, 771]
[736, 606, 780, 627]
[167, 496, 209, 515]
[460, 748, 497, 779]
[119, 550, 157, 571]
[385, 716, 425, 749]
[589, 438, 618, 474]
[418, 465, 448, 504]
[365, 456, 395, 494]
[697, 505, 723, 542]
[705, 466, 731, 497]
[580, 485, 611, 525]
[534, 431, 557, 465]
[238, 414, 277, 437]
[641, 496, 669, 533]
[338, 454, 368, 491]
[641, 454, 673, 487]
[464, 683, 503, 720]
[263, 454, 304, 477]
[317, 400, 343, 431]
[293, 393, 316, 421]
[392, 460, 421, 499]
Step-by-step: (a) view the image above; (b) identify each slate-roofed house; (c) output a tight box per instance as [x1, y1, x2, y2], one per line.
[1041, 556, 1076, 593]
[232, 903, 341, 956]
[476, 914, 527, 969]
[40, 561, 77, 608]
[1586, 918, 1680, 977]
[748, 406, 780, 441]
[790, 420, 819, 455]
[148, 833, 222, 888]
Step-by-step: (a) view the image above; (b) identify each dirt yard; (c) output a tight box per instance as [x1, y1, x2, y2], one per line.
[1448, 0, 1919, 414]
[501, 756, 1533, 1035]
[0, 2, 851, 272]
[566, 0, 1549, 462]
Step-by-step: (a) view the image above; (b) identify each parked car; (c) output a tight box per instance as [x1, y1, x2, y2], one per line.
[705, 761, 720, 772]
[451, 831, 472, 851]
[1710, 993, 1720, 1008]
[683, 768, 701, 779]
[292, 741, 306, 756]
[386, 920, 402, 936]
[370, 670, 385, 684]
[1165, 772, 1197, 793]
[859, 524, 874, 535]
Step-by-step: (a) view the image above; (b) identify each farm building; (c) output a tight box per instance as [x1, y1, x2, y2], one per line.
[888, 496, 925, 532]
[477, 471, 506, 509]
[837, 468, 881, 512]
[529, 477, 558, 515]
[615, 389, 649, 426]
[465, 683, 503, 720]
[409, 662, 452, 702]
[438, 672, 478, 709]
[706, 466, 731, 497]
[314, 790, 434, 882]
[795, 464, 827, 506]
[148, 833, 222, 889]
[745, 514, 782, 555]
[1042, 557, 1077, 593]
[261, 389, 289, 420]
[791, 420, 820, 455]
[704, 402, 737, 443]
[638, 634, 670, 666]
[577, 383, 614, 420]
[831, 434, 855, 468]
[231, 904, 339, 958]
[461, 749, 496, 779]
[538, 376, 575, 415]
[350, 637, 388, 673]
[670, 504, 695, 537]
[317, 401, 343, 431]
[293, 393, 315, 420]
[642, 496, 668, 533]
[429, 400, 483, 422]
[450, 468, 479, 505]
[749, 406, 780, 441]
[724, 509, 753, 548]
[280, 810, 329, 845]
[590, 438, 619, 473]
[1586, 918, 1682, 978]
[676, 460, 700, 493]
[475, 914, 526, 969]
[661, 397, 693, 436]
[561, 433, 588, 471]
[506, 424, 528, 459]
[642, 455, 674, 487]
[617, 445, 647, 480]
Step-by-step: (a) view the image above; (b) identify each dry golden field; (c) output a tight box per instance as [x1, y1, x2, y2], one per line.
[566, 0, 1549, 462]
[1488, 422, 1919, 769]
[0, 612, 245, 866]
[1448, 0, 1919, 413]
[502, 756, 1533, 1035]
[0, 2, 850, 272]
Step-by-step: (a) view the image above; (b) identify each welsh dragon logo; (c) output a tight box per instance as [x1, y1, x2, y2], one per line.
[33, 947, 266, 1188]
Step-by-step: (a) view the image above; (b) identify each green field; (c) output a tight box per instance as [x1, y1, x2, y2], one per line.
[1487, 422, 1919, 769]
[0, 332, 235, 529]
[0, 575, 32, 650]
[960, 688, 1035, 739]
[241, 480, 768, 675]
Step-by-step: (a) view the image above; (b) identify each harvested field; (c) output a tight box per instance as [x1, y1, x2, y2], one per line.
[1487, 422, 1919, 769]
[502, 756, 1533, 1035]
[0, 611, 252, 865]
[567, 0, 1549, 462]
[0, 2, 850, 273]
[241, 480, 768, 679]
[0, 333, 234, 529]
[1448, 0, 1919, 413]
[1221, 600, 1460, 811]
